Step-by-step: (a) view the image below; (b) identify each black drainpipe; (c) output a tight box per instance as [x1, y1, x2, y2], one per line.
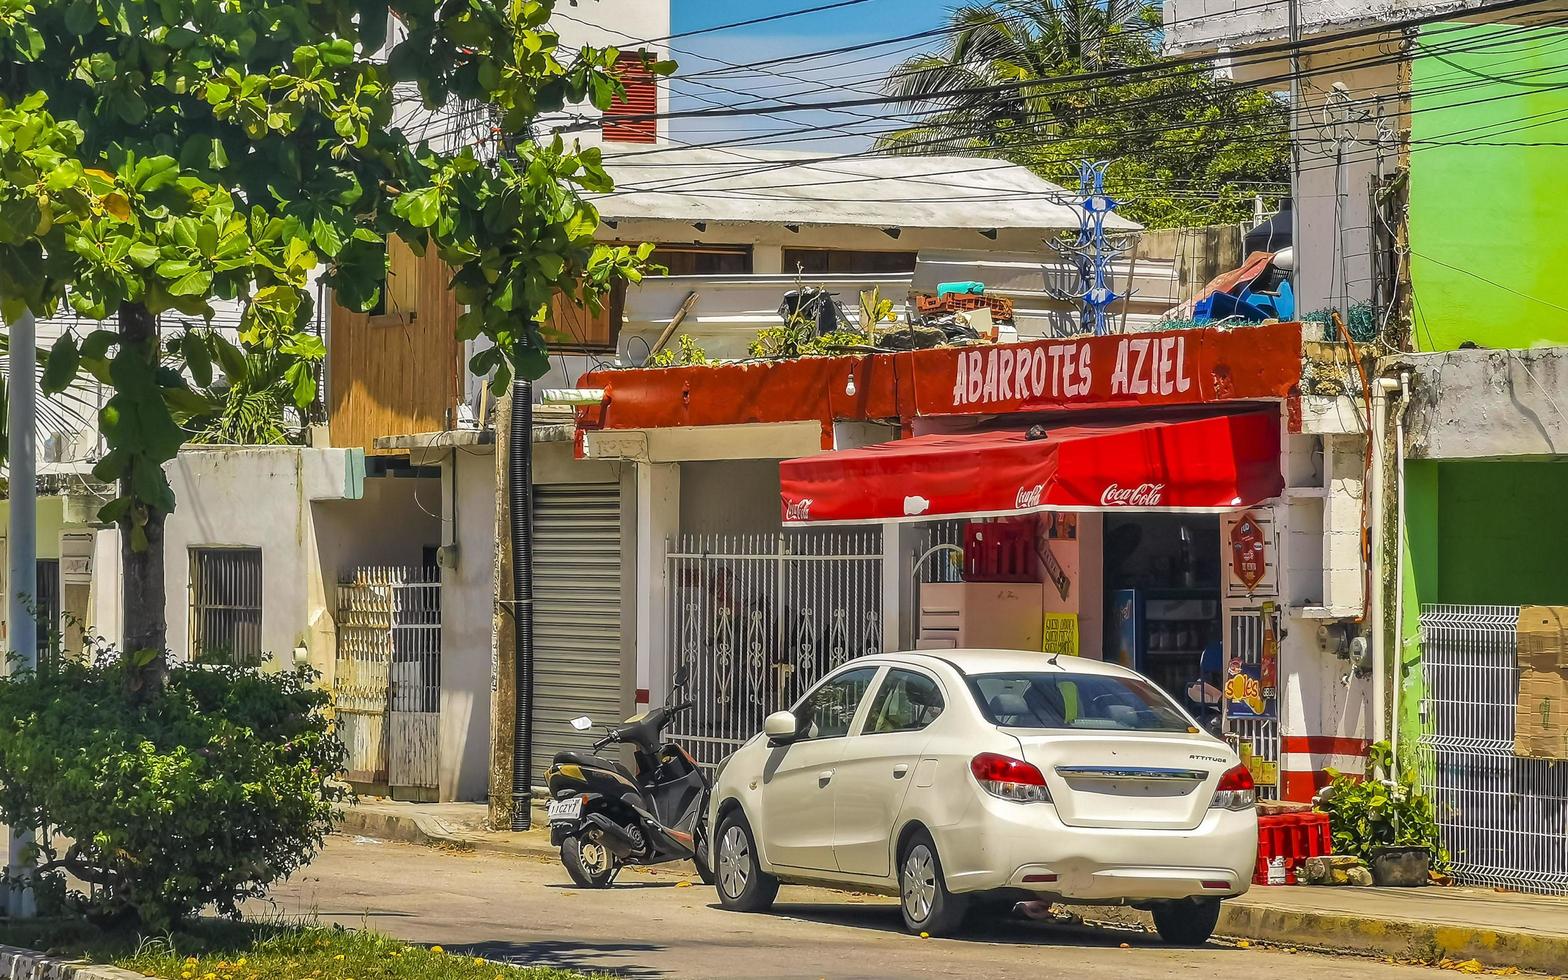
[509, 378, 535, 830]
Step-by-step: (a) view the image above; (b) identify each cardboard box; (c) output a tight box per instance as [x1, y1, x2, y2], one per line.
[1515, 606, 1568, 760]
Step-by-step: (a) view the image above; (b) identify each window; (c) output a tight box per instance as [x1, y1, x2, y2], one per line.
[648, 243, 753, 276]
[794, 667, 878, 740]
[968, 672, 1194, 734]
[190, 547, 263, 664]
[603, 52, 658, 144]
[863, 669, 944, 735]
[783, 248, 918, 276]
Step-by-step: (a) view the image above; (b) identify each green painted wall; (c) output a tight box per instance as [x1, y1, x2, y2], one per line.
[1396, 461, 1438, 769]
[1409, 23, 1568, 350]
[0, 496, 66, 559]
[1435, 460, 1568, 605]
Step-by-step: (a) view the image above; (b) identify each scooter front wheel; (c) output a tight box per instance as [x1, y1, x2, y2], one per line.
[561, 834, 619, 888]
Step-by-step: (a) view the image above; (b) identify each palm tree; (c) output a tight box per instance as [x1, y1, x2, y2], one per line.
[878, 0, 1154, 155]
[877, 1, 1289, 228]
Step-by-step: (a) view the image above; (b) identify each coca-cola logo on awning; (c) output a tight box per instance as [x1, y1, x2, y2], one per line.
[784, 498, 813, 521]
[1015, 483, 1045, 509]
[1100, 482, 1165, 507]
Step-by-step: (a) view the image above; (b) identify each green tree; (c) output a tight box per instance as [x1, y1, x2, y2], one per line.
[1, 0, 666, 688]
[877, 0, 1288, 228]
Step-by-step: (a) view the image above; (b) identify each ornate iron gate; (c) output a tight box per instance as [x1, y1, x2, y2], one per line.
[335, 566, 441, 798]
[1418, 604, 1568, 895]
[666, 530, 883, 766]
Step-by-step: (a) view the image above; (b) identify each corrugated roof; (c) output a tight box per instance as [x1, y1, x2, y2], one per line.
[593, 146, 1140, 234]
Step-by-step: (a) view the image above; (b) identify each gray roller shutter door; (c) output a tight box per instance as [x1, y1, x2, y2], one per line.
[531, 483, 626, 787]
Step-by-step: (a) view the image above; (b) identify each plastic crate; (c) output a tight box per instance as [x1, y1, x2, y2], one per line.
[913, 292, 1016, 321]
[1253, 811, 1333, 885]
[962, 520, 1038, 583]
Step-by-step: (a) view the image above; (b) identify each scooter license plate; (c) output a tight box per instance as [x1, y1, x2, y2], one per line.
[547, 798, 583, 823]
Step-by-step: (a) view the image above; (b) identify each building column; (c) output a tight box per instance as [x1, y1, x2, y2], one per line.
[634, 461, 679, 708]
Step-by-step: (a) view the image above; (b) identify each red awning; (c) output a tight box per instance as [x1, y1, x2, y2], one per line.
[779, 410, 1282, 525]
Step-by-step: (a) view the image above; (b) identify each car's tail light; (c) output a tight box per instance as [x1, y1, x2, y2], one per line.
[971, 753, 1051, 803]
[1209, 763, 1256, 811]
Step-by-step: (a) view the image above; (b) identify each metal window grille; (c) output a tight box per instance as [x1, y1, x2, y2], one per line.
[1227, 608, 1281, 801]
[190, 547, 263, 664]
[666, 529, 884, 766]
[1418, 604, 1568, 895]
[35, 558, 60, 664]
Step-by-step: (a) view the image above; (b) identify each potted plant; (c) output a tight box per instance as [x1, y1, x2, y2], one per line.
[1315, 741, 1445, 886]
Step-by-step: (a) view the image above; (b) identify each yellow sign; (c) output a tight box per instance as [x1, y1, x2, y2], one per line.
[1042, 613, 1079, 657]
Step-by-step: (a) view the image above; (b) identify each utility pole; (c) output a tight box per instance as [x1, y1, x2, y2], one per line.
[1288, 0, 1303, 304]
[5, 307, 38, 918]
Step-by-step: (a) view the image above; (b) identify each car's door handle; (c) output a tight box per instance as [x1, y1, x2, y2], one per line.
[817, 769, 835, 786]
[893, 764, 910, 779]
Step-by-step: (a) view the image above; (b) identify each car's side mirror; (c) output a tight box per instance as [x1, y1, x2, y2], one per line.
[764, 711, 799, 746]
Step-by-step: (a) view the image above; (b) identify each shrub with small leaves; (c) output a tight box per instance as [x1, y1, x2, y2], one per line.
[1315, 740, 1446, 865]
[0, 650, 348, 930]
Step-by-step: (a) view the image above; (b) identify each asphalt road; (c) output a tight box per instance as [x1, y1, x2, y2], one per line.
[259, 836, 1450, 980]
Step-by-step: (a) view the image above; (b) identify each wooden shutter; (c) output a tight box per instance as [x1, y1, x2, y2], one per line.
[603, 52, 658, 144]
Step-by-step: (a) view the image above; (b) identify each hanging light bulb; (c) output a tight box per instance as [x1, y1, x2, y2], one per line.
[845, 369, 857, 397]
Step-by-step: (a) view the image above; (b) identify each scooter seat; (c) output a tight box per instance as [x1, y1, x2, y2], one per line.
[553, 750, 637, 785]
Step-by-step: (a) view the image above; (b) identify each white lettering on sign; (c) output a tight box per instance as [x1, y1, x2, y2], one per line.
[784, 498, 813, 521]
[951, 336, 1190, 408]
[1100, 483, 1165, 507]
[1015, 484, 1045, 509]
[1110, 335, 1191, 397]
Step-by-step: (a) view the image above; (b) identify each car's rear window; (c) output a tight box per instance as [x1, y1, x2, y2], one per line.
[967, 672, 1196, 733]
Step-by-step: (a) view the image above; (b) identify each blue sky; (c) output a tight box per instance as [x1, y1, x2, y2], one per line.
[667, 0, 953, 150]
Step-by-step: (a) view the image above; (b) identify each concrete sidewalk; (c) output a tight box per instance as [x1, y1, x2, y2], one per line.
[338, 799, 1568, 975]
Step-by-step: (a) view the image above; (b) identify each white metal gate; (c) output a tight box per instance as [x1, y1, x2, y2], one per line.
[335, 566, 441, 798]
[531, 483, 626, 788]
[667, 529, 883, 765]
[1418, 604, 1568, 895]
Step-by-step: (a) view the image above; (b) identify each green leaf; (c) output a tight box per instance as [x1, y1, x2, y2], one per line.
[168, 268, 214, 296]
[41, 334, 80, 395]
[97, 495, 132, 524]
[209, 333, 247, 383]
[285, 361, 316, 409]
[64, 0, 97, 36]
[183, 332, 213, 388]
[394, 186, 441, 229]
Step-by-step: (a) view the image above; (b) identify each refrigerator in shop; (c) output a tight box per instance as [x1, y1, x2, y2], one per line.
[1108, 589, 1222, 698]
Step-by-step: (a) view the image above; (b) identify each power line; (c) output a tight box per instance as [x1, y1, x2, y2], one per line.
[646, 0, 882, 44]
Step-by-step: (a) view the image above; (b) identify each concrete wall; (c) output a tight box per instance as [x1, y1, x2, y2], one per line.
[679, 459, 783, 537]
[163, 447, 371, 668]
[1164, 0, 1495, 53]
[1404, 347, 1568, 460]
[436, 448, 497, 801]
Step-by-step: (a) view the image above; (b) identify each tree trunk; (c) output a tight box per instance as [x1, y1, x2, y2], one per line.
[117, 301, 168, 694]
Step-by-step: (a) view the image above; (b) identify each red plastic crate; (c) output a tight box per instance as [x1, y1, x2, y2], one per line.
[1253, 812, 1333, 885]
[962, 520, 1038, 583]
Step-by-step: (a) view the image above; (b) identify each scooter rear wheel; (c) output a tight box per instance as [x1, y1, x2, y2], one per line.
[561, 835, 619, 888]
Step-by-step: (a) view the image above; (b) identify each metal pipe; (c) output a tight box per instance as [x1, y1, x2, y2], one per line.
[1390, 371, 1411, 768]
[6, 307, 37, 917]
[509, 379, 535, 830]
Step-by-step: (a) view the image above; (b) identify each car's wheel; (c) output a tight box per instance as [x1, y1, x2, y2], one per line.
[1152, 897, 1222, 946]
[714, 810, 779, 912]
[898, 830, 970, 937]
[560, 835, 618, 888]
[692, 820, 716, 886]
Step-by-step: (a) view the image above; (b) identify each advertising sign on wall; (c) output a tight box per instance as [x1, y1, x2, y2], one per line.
[1042, 613, 1080, 657]
[1224, 508, 1279, 598]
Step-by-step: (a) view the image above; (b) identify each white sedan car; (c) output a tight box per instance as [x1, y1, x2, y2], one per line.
[707, 649, 1257, 943]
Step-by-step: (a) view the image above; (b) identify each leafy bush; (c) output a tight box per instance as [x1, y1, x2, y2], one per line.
[0, 650, 347, 929]
[646, 333, 709, 367]
[1316, 740, 1445, 864]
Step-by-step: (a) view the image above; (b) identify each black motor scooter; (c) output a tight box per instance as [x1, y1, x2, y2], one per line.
[544, 670, 712, 888]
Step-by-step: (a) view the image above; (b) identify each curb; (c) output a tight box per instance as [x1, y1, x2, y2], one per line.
[1074, 902, 1568, 976]
[336, 808, 1568, 976]
[0, 943, 151, 980]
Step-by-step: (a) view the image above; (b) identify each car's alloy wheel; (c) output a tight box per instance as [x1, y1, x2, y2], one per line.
[901, 844, 937, 923]
[718, 824, 751, 898]
[712, 810, 780, 913]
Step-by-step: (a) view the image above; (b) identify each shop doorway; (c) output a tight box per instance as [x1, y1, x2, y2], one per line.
[1102, 514, 1223, 717]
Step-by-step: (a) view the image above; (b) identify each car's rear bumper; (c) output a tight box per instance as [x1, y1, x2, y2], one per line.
[936, 796, 1258, 902]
